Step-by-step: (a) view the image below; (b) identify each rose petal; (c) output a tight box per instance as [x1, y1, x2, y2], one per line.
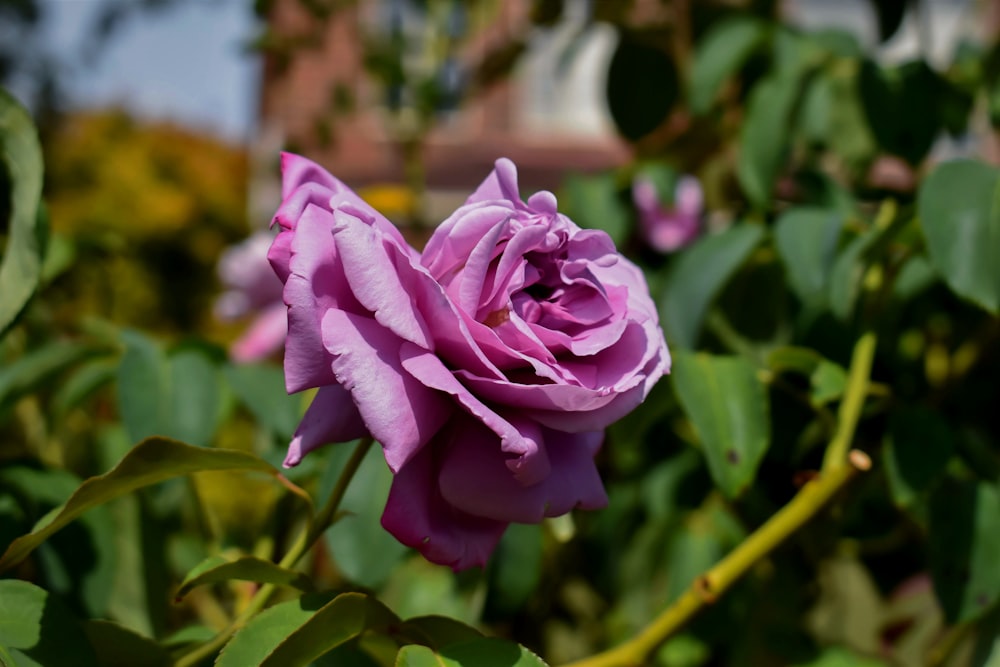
[437, 416, 607, 523]
[230, 303, 288, 363]
[282, 204, 364, 393]
[330, 209, 431, 349]
[321, 310, 451, 472]
[382, 444, 507, 571]
[284, 384, 366, 467]
[464, 157, 521, 206]
[399, 342, 551, 484]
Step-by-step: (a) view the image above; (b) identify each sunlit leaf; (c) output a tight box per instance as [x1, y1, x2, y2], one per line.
[175, 555, 314, 600]
[918, 160, 1000, 314]
[0, 580, 97, 666]
[440, 638, 549, 667]
[0, 89, 45, 339]
[660, 224, 765, 349]
[217, 592, 399, 667]
[672, 352, 770, 498]
[0, 437, 278, 572]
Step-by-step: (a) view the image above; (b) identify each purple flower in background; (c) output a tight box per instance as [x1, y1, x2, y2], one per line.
[215, 231, 288, 362]
[269, 153, 670, 570]
[632, 175, 703, 253]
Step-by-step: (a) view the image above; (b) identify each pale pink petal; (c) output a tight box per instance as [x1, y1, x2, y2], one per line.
[230, 303, 288, 363]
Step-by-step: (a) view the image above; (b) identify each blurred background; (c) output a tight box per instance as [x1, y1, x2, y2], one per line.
[5, 1, 1000, 665]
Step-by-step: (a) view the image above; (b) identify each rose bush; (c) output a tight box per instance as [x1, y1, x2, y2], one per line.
[268, 153, 670, 569]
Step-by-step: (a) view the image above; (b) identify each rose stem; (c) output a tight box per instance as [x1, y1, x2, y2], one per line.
[174, 436, 374, 667]
[560, 332, 878, 667]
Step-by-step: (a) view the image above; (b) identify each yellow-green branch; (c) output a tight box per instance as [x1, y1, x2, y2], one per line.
[563, 331, 879, 667]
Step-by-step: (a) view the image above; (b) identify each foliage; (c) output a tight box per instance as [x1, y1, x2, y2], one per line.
[2, 1, 1000, 666]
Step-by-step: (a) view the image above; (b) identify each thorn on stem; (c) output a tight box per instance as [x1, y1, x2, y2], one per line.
[793, 470, 819, 487]
[695, 576, 717, 603]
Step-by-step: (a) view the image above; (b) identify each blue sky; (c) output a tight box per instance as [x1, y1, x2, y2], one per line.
[43, 0, 260, 142]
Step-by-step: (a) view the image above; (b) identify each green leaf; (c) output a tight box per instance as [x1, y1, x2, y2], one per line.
[396, 645, 451, 667]
[0, 340, 106, 414]
[485, 523, 543, 617]
[929, 479, 1000, 623]
[560, 171, 629, 247]
[395, 639, 549, 667]
[672, 352, 770, 498]
[797, 72, 834, 145]
[439, 639, 549, 667]
[0, 89, 45, 340]
[323, 444, 409, 587]
[217, 592, 399, 667]
[689, 16, 768, 114]
[918, 160, 1000, 314]
[828, 227, 879, 321]
[0, 466, 118, 615]
[858, 59, 943, 165]
[606, 33, 678, 141]
[795, 646, 887, 666]
[660, 224, 765, 349]
[82, 620, 171, 667]
[224, 362, 302, 438]
[0, 580, 97, 667]
[175, 555, 314, 600]
[738, 73, 801, 208]
[166, 345, 224, 446]
[117, 329, 169, 444]
[52, 357, 118, 420]
[766, 346, 847, 406]
[885, 406, 954, 508]
[0, 437, 277, 572]
[396, 616, 483, 651]
[774, 207, 844, 309]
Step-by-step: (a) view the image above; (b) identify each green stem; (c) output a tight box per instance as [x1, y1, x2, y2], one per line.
[821, 331, 877, 472]
[174, 437, 374, 667]
[560, 452, 869, 667]
[561, 331, 880, 667]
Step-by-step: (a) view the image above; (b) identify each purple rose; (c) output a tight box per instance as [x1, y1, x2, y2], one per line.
[215, 231, 288, 363]
[269, 153, 670, 570]
[632, 175, 703, 253]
